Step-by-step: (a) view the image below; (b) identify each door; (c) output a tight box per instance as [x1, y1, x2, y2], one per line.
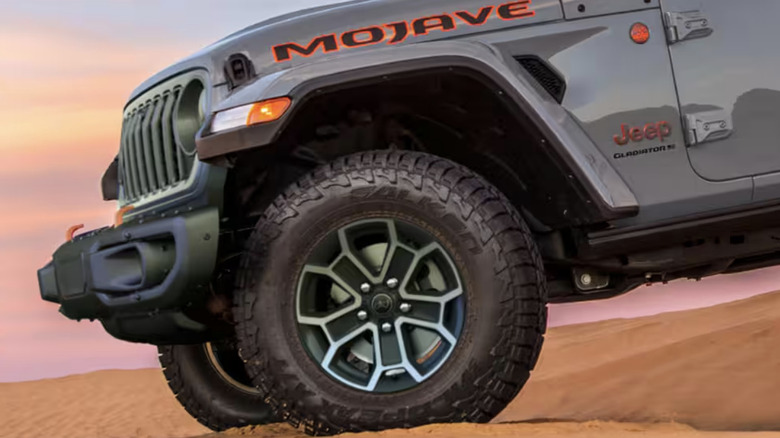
[661, 0, 780, 182]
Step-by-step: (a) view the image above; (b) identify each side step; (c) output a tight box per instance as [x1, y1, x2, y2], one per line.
[582, 200, 780, 258]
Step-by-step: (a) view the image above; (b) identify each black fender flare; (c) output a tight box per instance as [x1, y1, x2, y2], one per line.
[196, 40, 637, 223]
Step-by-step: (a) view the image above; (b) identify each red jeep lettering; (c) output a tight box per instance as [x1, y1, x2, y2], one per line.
[614, 121, 672, 146]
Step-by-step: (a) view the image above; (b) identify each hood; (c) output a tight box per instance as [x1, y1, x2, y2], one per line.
[128, 0, 560, 103]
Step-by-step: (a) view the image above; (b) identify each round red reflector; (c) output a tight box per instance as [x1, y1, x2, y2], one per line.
[630, 22, 650, 44]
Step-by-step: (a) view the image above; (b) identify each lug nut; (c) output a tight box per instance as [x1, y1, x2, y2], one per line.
[386, 278, 399, 289]
[360, 283, 371, 293]
[399, 303, 411, 313]
[381, 322, 393, 333]
[357, 310, 368, 321]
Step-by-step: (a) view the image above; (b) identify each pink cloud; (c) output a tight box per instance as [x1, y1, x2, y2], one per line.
[0, 20, 191, 156]
[0, 18, 191, 383]
[0, 238, 159, 383]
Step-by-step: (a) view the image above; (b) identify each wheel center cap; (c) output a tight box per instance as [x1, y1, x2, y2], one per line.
[371, 293, 394, 315]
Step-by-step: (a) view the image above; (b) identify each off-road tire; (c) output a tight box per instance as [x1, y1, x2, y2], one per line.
[159, 343, 277, 431]
[234, 151, 547, 435]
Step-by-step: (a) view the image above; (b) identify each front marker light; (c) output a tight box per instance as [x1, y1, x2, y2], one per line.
[210, 97, 292, 133]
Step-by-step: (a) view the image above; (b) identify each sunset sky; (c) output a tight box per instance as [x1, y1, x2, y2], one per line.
[1, 0, 778, 383]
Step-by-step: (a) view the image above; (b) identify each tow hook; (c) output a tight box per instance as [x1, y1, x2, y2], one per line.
[65, 224, 85, 242]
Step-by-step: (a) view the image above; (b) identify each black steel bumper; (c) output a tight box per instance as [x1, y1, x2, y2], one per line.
[37, 207, 220, 344]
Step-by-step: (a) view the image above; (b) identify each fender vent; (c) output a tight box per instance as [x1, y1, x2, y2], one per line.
[516, 56, 566, 103]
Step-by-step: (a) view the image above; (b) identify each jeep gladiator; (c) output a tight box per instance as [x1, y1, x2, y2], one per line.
[37, 0, 780, 434]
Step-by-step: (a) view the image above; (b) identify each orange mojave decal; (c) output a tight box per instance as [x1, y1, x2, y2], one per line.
[272, 1, 536, 62]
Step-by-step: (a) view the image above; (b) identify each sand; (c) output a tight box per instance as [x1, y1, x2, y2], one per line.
[3, 291, 780, 438]
[0, 369, 207, 438]
[498, 291, 780, 430]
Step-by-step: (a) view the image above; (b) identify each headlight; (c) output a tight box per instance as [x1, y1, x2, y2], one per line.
[210, 97, 291, 133]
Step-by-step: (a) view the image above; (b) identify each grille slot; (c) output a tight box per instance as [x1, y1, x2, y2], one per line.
[119, 74, 202, 203]
[516, 56, 566, 103]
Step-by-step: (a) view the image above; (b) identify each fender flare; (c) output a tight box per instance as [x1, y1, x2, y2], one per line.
[196, 40, 638, 221]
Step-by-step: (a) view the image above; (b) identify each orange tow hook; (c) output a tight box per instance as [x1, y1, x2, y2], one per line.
[65, 224, 85, 242]
[114, 205, 135, 227]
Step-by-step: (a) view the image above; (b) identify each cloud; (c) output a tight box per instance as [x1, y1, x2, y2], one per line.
[0, 0, 351, 383]
[0, 21, 164, 382]
[0, 206, 156, 383]
[0, 21, 190, 156]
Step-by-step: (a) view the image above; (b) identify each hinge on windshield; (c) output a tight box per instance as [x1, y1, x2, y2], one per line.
[664, 10, 713, 44]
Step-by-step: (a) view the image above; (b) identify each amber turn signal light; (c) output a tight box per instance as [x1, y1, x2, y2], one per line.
[247, 97, 292, 125]
[211, 97, 293, 133]
[630, 22, 650, 44]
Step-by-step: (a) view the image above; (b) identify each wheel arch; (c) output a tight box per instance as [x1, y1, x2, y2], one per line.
[197, 41, 637, 229]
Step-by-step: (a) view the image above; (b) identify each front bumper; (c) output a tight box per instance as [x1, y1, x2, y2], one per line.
[37, 207, 220, 344]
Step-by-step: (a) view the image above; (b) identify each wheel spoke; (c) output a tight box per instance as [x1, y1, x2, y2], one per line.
[370, 219, 398, 279]
[396, 326, 425, 383]
[402, 287, 463, 305]
[324, 312, 369, 343]
[321, 324, 371, 369]
[300, 264, 362, 301]
[329, 255, 372, 296]
[398, 316, 458, 346]
[298, 305, 366, 344]
[377, 326, 403, 367]
[402, 301, 441, 323]
[366, 323, 421, 391]
[399, 241, 463, 304]
[383, 244, 416, 286]
[297, 264, 364, 343]
[336, 223, 391, 283]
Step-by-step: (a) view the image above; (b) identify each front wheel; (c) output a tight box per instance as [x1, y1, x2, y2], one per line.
[234, 151, 547, 435]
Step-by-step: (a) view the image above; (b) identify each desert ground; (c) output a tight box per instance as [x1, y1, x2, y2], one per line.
[3, 291, 780, 438]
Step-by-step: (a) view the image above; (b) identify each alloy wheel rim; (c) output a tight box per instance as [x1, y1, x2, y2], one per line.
[295, 218, 466, 393]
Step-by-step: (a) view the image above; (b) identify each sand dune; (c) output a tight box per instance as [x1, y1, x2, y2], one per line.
[3, 291, 780, 438]
[499, 290, 780, 430]
[203, 422, 778, 438]
[0, 368, 209, 438]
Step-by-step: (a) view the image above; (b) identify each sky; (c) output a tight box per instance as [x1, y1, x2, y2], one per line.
[1, 0, 779, 383]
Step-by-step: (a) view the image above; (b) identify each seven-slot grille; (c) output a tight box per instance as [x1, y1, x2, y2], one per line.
[120, 89, 187, 201]
[118, 72, 205, 204]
